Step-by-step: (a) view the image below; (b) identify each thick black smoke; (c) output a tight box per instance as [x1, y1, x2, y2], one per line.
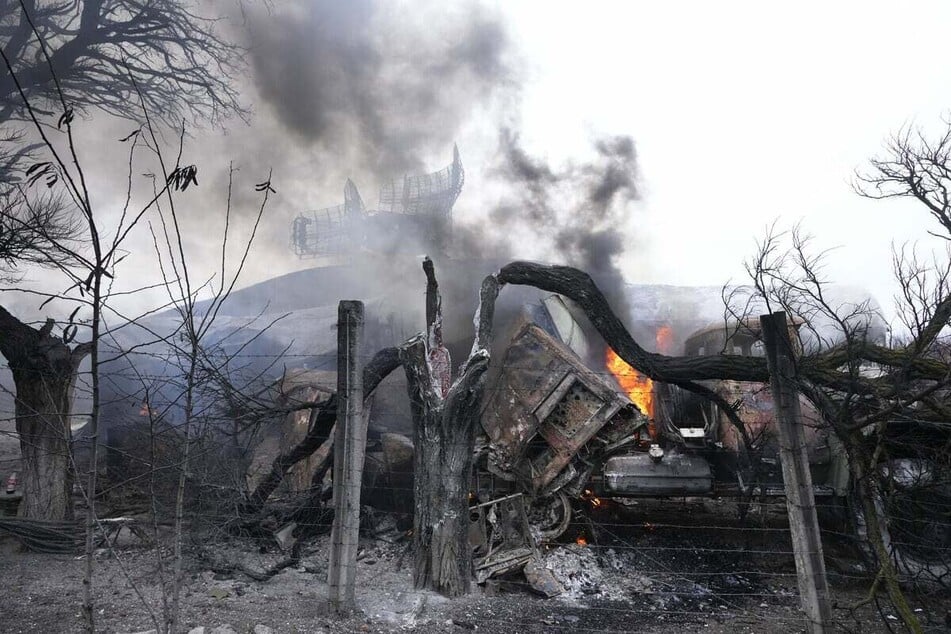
[99, 0, 521, 299]
[102, 0, 638, 341]
[247, 0, 511, 176]
[470, 128, 640, 318]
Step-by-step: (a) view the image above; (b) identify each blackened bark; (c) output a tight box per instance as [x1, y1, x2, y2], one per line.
[472, 274, 499, 355]
[289, 447, 335, 531]
[424, 257, 441, 344]
[498, 261, 771, 381]
[401, 336, 490, 596]
[363, 347, 401, 396]
[497, 261, 951, 387]
[0, 305, 89, 521]
[402, 267, 498, 597]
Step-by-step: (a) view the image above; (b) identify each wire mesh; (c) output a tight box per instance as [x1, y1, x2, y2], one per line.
[291, 148, 464, 258]
[377, 156, 464, 217]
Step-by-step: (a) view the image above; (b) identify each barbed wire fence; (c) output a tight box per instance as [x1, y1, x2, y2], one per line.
[0, 230, 949, 631]
[3, 338, 951, 632]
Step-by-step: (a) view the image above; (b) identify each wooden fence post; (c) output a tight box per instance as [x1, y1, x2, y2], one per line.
[328, 300, 366, 613]
[760, 311, 833, 633]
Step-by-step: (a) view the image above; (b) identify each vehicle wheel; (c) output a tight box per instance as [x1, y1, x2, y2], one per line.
[849, 459, 951, 589]
[527, 492, 572, 542]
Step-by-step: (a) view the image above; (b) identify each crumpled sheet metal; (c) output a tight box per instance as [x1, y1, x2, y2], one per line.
[481, 323, 646, 492]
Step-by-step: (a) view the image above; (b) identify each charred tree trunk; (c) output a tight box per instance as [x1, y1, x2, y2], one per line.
[401, 337, 491, 596]
[15, 368, 74, 521]
[0, 306, 89, 521]
[401, 260, 497, 596]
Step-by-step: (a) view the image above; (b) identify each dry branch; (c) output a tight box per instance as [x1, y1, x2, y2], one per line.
[498, 260, 951, 392]
[242, 347, 402, 515]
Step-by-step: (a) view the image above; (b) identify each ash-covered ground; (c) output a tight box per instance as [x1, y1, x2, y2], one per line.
[1, 498, 947, 633]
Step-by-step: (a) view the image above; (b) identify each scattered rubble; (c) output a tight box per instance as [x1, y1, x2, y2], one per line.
[3, 500, 949, 632]
[538, 544, 630, 603]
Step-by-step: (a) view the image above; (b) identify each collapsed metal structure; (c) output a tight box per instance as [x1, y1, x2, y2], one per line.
[291, 146, 464, 257]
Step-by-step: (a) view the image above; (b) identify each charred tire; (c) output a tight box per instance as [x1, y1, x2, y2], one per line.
[527, 492, 572, 542]
[849, 459, 951, 589]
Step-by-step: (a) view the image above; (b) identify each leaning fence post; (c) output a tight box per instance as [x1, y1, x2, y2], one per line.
[760, 311, 833, 633]
[328, 300, 366, 613]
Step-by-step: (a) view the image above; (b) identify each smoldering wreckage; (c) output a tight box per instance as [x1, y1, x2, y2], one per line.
[252, 150, 929, 603]
[256, 295, 854, 597]
[245, 152, 858, 598]
[3, 150, 950, 629]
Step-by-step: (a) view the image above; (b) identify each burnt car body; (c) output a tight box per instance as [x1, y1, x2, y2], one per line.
[476, 296, 851, 540]
[643, 320, 849, 499]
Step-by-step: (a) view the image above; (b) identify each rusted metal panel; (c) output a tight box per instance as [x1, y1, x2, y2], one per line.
[481, 323, 647, 493]
[471, 493, 537, 583]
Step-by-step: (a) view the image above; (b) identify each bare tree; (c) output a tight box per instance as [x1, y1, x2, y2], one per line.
[677, 122, 951, 631]
[0, 0, 247, 522]
[0, 5, 304, 632]
[0, 0, 245, 129]
[725, 225, 938, 630]
[857, 121, 951, 240]
[0, 188, 76, 281]
[142, 149, 273, 630]
[0, 0, 247, 201]
[0, 28, 255, 628]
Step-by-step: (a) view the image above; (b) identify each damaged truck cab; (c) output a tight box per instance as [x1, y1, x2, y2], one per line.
[476, 296, 850, 541]
[478, 321, 645, 538]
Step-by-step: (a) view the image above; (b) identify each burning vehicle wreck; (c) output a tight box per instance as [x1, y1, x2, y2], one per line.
[475, 295, 845, 543]
[468, 287, 951, 592]
[476, 320, 646, 540]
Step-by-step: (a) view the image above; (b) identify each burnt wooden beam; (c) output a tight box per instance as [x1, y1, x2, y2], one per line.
[329, 300, 366, 613]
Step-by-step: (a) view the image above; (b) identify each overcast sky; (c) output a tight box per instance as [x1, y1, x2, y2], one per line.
[11, 0, 951, 330]
[492, 1, 951, 315]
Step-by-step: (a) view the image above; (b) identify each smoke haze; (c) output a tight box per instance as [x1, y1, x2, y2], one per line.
[1, 0, 644, 338]
[246, 0, 513, 177]
[463, 128, 640, 318]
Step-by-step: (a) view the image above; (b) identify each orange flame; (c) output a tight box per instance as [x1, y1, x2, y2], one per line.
[581, 489, 603, 509]
[576, 535, 588, 546]
[605, 348, 654, 419]
[656, 325, 674, 354]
